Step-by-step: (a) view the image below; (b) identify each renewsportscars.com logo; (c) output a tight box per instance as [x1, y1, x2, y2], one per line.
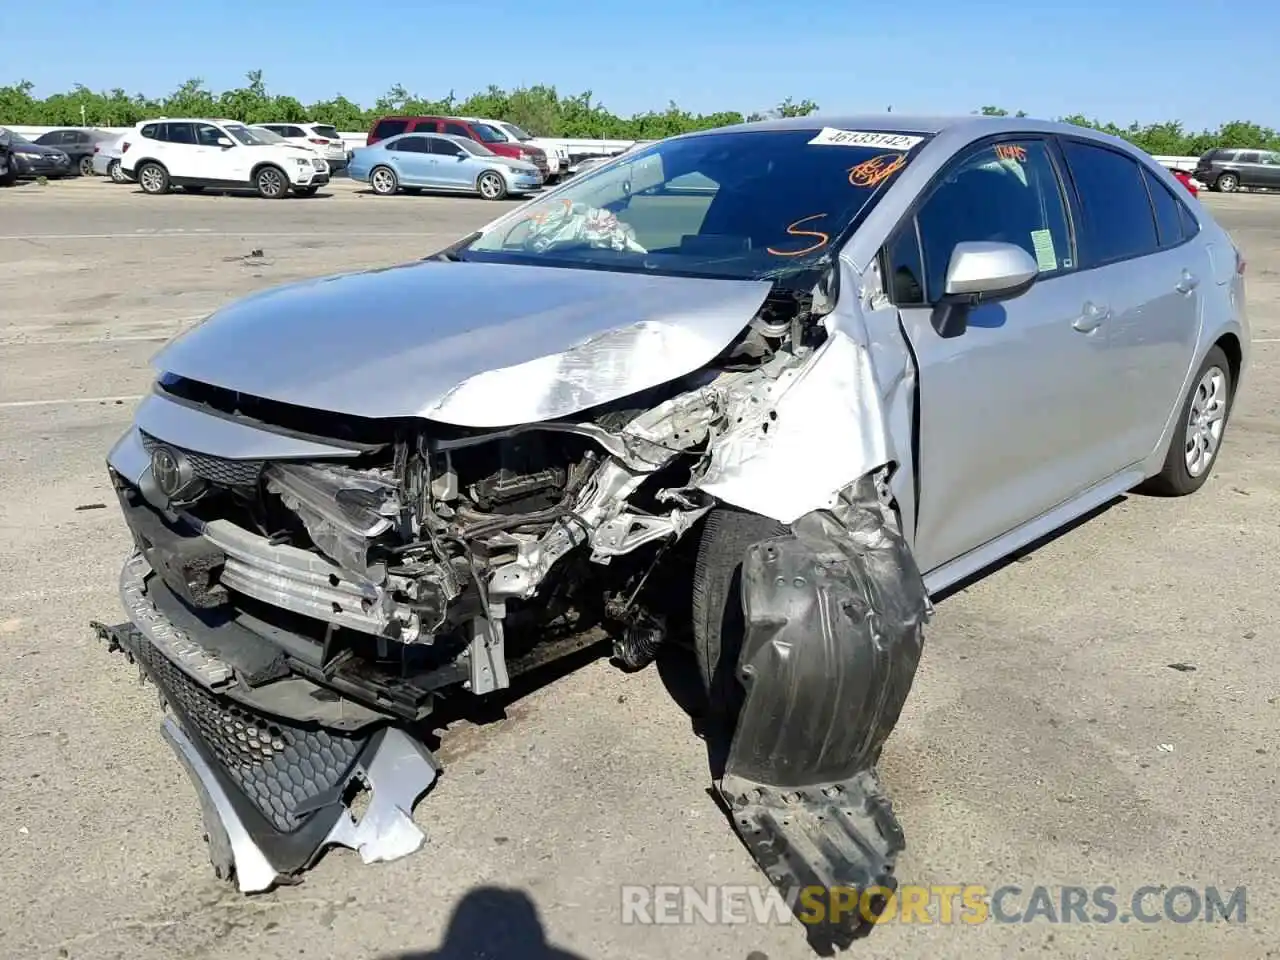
[620, 883, 1248, 927]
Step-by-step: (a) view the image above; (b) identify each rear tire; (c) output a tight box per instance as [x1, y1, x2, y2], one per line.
[136, 162, 169, 195]
[370, 165, 398, 195]
[477, 170, 508, 200]
[1141, 345, 1233, 496]
[108, 159, 126, 183]
[78, 155, 95, 177]
[1216, 172, 1239, 193]
[254, 165, 288, 199]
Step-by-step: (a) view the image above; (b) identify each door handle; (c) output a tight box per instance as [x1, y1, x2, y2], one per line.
[1073, 301, 1110, 333]
[1175, 270, 1200, 295]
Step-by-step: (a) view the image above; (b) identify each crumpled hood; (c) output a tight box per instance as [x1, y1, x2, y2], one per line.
[154, 260, 773, 428]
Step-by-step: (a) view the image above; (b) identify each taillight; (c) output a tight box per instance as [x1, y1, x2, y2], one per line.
[1236, 248, 1246, 275]
[93, 145, 100, 153]
[121, 141, 131, 153]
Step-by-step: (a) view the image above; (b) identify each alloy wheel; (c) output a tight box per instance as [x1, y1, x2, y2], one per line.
[1184, 365, 1228, 477]
[479, 172, 503, 199]
[139, 165, 164, 193]
[258, 168, 285, 198]
[372, 168, 396, 194]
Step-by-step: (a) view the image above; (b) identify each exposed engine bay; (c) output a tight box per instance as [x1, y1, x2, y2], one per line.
[94, 275, 930, 953]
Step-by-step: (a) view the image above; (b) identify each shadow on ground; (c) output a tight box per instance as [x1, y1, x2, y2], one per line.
[380, 886, 591, 960]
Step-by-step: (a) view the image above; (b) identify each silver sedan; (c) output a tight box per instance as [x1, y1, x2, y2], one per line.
[95, 114, 1247, 952]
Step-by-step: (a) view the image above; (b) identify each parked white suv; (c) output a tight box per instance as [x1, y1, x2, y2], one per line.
[256, 122, 349, 172]
[466, 117, 570, 182]
[120, 118, 330, 198]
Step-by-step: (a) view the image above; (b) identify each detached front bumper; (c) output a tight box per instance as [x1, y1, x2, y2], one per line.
[93, 554, 440, 892]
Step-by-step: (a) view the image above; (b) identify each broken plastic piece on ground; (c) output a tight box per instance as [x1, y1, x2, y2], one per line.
[94, 620, 439, 892]
[716, 771, 903, 954]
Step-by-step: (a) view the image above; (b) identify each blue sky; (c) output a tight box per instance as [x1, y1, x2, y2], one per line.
[3, 0, 1276, 130]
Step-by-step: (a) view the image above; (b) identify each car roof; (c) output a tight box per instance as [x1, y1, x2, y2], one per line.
[679, 113, 1111, 140]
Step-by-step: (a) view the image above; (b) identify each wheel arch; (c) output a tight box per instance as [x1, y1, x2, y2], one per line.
[1215, 331, 1243, 401]
[251, 160, 288, 180]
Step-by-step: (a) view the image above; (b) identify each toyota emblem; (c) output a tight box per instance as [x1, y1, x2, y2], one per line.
[150, 445, 188, 497]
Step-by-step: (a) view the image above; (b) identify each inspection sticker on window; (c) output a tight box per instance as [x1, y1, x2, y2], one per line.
[808, 127, 925, 150]
[1030, 229, 1058, 272]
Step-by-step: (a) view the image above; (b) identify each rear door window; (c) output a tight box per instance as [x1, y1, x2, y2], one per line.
[164, 123, 197, 145]
[410, 120, 439, 133]
[396, 136, 430, 153]
[373, 119, 408, 140]
[443, 121, 471, 139]
[1142, 166, 1188, 248]
[1060, 140, 1159, 266]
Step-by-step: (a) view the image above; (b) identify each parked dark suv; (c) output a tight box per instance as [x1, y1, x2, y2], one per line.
[367, 115, 549, 179]
[1193, 148, 1280, 193]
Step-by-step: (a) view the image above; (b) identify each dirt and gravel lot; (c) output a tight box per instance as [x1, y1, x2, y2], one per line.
[1, 176, 1278, 960]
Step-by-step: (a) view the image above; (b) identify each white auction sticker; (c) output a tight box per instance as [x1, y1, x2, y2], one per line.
[807, 127, 925, 150]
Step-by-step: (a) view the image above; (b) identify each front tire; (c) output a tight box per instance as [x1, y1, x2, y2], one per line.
[254, 165, 288, 199]
[477, 170, 507, 200]
[1142, 345, 1233, 496]
[370, 165, 398, 195]
[692, 509, 788, 717]
[1216, 172, 1239, 193]
[136, 162, 169, 195]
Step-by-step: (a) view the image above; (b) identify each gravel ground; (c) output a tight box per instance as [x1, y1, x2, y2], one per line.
[1, 176, 1278, 960]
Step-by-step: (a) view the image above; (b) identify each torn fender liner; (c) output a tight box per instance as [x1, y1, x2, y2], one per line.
[717, 479, 929, 953]
[93, 622, 438, 893]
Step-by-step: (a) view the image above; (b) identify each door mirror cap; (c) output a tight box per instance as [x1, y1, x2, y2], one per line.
[216, 137, 234, 148]
[942, 241, 1039, 302]
[931, 241, 1040, 339]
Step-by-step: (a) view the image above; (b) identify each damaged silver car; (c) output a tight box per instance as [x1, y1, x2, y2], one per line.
[95, 114, 1248, 952]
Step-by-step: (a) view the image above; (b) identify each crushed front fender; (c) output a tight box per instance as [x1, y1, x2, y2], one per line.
[716, 479, 930, 953]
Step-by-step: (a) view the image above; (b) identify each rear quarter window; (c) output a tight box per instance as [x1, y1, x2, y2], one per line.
[140, 123, 158, 139]
[1142, 166, 1189, 248]
[1060, 140, 1159, 267]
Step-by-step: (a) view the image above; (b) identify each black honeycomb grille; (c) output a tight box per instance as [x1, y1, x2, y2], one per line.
[130, 634, 366, 833]
[140, 430, 264, 487]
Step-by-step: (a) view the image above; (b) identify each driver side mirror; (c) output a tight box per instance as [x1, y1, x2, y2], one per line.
[216, 137, 233, 148]
[932, 241, 1039, 338]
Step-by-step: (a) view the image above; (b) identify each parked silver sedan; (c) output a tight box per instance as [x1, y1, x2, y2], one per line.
[95, 114, 1247, 953]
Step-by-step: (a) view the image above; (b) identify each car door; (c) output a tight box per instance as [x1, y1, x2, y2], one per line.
[1258, 150, 1280, 188]
[1057, 138, 1202, 467]
[428, 136, 472, 189]
[886, 136, 1124, 575]
[160, 122, 202, 179]
[389, 135, 435, 185]
[191, 123, 235, 182]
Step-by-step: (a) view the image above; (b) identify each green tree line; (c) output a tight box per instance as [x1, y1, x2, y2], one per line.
[2, 73, 1276, 155]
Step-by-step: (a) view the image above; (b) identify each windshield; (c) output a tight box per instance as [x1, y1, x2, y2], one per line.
[250, 127, 286, 143]
[1, 127, 33, 145]
[503, 123, 533, 141]
[313, 125, 340, 139]
[462, 127, 928, 282]
[472, 123, 507, 144]
[226, 124, 271, 146]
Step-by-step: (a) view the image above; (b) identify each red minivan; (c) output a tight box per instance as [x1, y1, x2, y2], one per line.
[366, 115, 549, 180]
